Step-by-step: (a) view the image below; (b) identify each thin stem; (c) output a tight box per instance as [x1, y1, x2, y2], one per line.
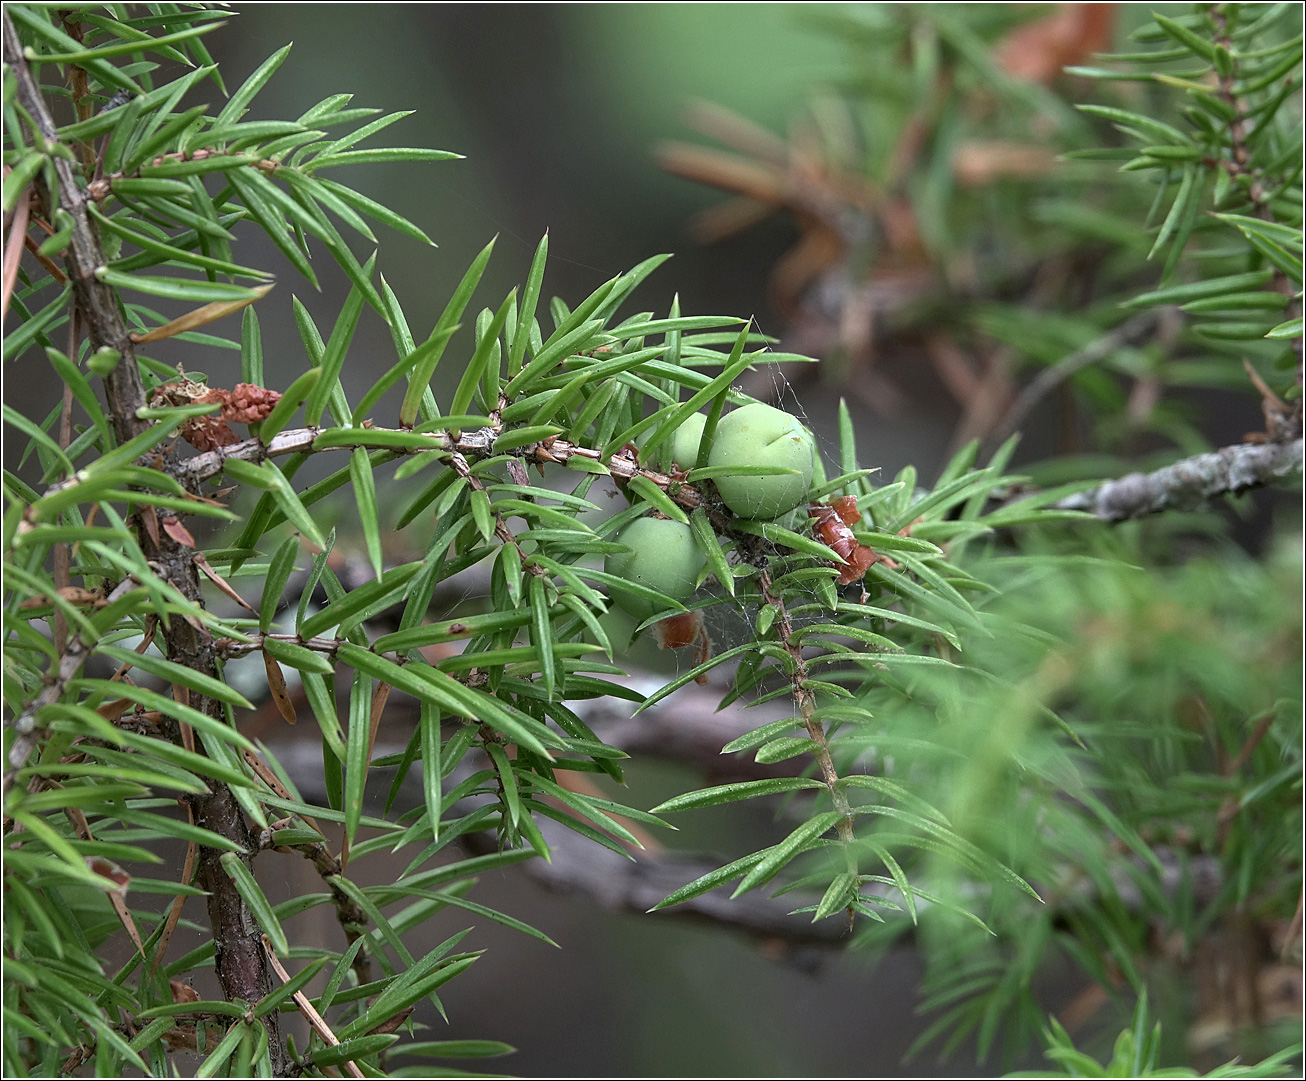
[757, 568, 856, 849]
[3, 574, 141, 794]
[82, 147, 283, 203]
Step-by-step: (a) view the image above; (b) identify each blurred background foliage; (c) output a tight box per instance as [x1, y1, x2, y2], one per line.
[5, 2, 1299, 1077]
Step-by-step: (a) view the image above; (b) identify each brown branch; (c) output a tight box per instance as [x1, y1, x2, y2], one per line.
[262, 937, 365, 1080]
[1210, 6, 1274, 221]
[60, 799, 146, 956]
[447, 447, 538, 565]
[239, 749, 370, 986]
[3, 13, 149, 447]
[150, 823, 197, 980]
[259, 823, 373, 988]
[1052, 438, 1302, 521]
[757, 568, 856, 845]
[23, 232, 69, 283]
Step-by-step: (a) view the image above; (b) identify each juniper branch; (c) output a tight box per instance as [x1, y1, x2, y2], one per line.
[4, 17, 289, 1068]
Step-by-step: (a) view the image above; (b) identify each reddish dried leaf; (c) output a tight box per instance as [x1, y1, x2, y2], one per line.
[809, 501, 876, 584]
[841, 544, 877, 584]
[162, 515, 196, 548]
[654, 610, 703, 650]
[831, 495, 861, 527]
[96, 697, 132, 723]
[194, 553, 255, 612]
[180, 414, 239, 451]
[140, 504, 161, 547]
[86, 855, 130, 892]
[262, 650, 297, 725]
[994, 3, 1116, 86]
[367, 681, 391, 762]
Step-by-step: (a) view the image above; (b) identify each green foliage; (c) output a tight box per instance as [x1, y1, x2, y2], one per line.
[2, 3, 1301, 1078]
[1008, 993, 1301, 1078]
[1075, 5, 1302, 370]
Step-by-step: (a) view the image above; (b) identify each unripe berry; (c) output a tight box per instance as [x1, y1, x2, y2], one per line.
[667, 412, 707, 471]
[604, 517, 705, 621]
[641, 412, 707, 472]
[708, 403, 815, 519]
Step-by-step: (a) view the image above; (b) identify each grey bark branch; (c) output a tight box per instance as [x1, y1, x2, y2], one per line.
[172, 425, 690, 495]
[1053, 438, 1303, 521]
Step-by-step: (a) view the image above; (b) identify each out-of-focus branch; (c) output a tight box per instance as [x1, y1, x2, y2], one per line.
[266, 734, 1227, 954]
[1053, 438, 1303, 521]
[567, 674, 803, 782]
[461, 811, 850, 949]
[988, 312, 1160, 450]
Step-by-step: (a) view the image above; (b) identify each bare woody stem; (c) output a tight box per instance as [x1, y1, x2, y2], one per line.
[257, 825, 373, 988]
[82, 148, 283, 203]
